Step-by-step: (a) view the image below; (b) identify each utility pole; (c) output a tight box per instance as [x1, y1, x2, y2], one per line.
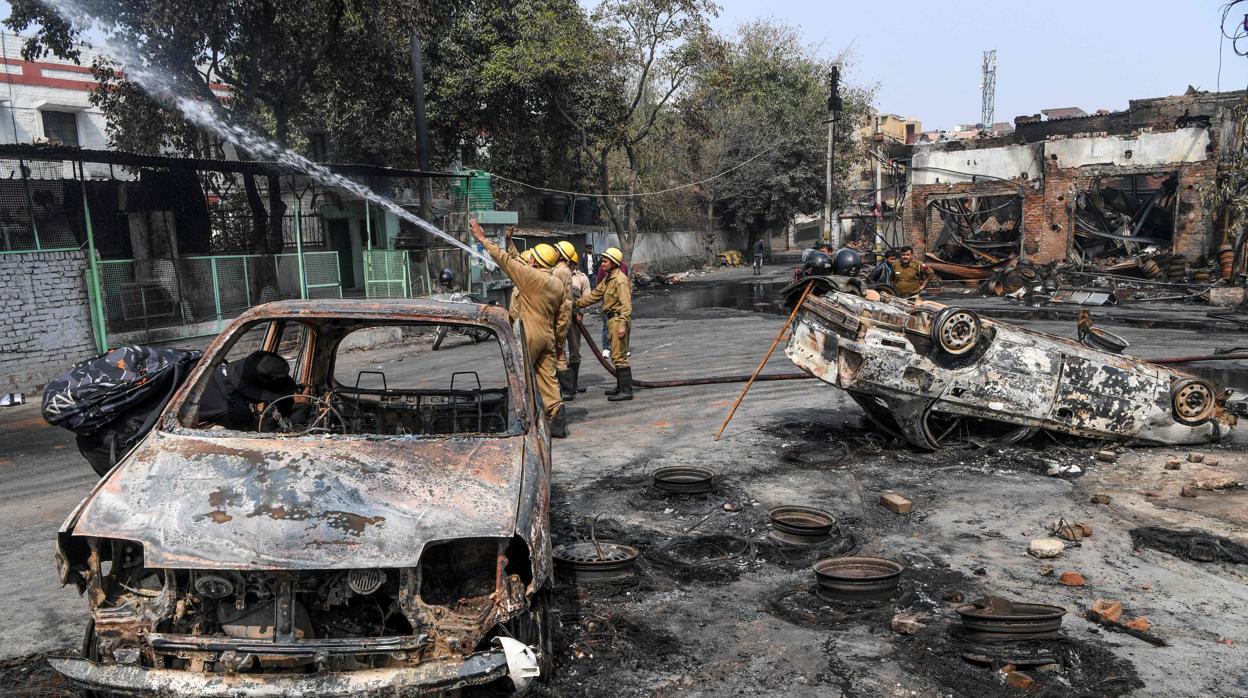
[874, 115, 883, 248]
[824, 67, 843, 245]
[411, 32, 434, 221]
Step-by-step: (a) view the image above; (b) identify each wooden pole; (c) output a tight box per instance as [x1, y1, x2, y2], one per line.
[714, 281, 814, 441]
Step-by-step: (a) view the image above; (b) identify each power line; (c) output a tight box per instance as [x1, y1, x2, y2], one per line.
[486, 144, 781, 199]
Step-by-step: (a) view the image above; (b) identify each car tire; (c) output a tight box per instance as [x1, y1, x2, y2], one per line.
[1171, 378, 1217, 426]
[929, 306, 981, 356]
[80, 619, 107, 698]
[505, 588, 553, 683]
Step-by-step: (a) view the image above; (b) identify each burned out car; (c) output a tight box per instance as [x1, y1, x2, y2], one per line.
[50, 299, 553, 695]
[785, 285, 1236, 449]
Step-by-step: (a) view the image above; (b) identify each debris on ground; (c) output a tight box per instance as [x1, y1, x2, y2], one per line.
[890, 612, 926, 635]
[1059, 571, 1086, 586]
[879, 491, 913, 514]
[1188, 452, 1205, 463]
[1029, 539, 1066, 558]
[1090, 493, 1113, 505]
[1050, 518, 1092, 542]
[1086, 603, 1168, 647]
[1096, 449, 1118, 463]
[1130, 527, 1248, 564]
[1090, 598, 1125, 623]
[1166, 458, 1182, 470]
[1193, 475, 1243, 491]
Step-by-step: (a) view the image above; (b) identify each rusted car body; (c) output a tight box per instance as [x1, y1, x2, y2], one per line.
[50, 299, 553, 696]
[785, 285, 1235, 449]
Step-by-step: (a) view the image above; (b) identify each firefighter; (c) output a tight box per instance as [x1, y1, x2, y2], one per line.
[470, 218, 569, 437]
[575, 246, 633, 401]
[551, 242, 576, 400]
[556, 241, 589, 398]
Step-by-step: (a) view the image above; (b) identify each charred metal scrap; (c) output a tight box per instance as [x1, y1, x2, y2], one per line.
[784, 288, 1235, 449]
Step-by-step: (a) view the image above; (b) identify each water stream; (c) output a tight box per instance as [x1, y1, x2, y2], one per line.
[42, 0, 496, 269]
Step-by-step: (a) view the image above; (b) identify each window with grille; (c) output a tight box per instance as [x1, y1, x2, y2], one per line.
[41, 110, 79, 146]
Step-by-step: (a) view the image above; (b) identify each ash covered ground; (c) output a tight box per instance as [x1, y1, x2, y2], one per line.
[2, 265, 1248, 696]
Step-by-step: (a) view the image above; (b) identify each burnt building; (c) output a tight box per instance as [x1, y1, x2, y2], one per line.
[897, 89, 1243, 270]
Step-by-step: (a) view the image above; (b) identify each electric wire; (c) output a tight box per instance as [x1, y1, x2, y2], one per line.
[487, 144, 781, 199]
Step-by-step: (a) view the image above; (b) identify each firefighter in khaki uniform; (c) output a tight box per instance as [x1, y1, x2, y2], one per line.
[470, 219, 570, 437]
[550, 244, 576, 401]
[575, 246, 634, 401]
[559, 241, 590, 397]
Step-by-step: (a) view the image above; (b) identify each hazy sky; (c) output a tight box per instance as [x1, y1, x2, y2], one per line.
[709, 0, 1248, 131]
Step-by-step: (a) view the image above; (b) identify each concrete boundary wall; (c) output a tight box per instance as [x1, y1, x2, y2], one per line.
[0, 251, 97, 395]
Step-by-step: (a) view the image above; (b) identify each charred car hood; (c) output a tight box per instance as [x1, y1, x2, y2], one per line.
[70, 431, 526, 570]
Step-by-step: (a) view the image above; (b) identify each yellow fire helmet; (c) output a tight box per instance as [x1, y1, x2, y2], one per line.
[602, 246, 623, 267]
[520, 248, 537, 264]
[532, 243, 561, 269]
[555, 240, 579, 265]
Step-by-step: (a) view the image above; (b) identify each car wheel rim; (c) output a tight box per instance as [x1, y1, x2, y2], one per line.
[1174, 381, 1214, 422]
[937, 310, 979, 355]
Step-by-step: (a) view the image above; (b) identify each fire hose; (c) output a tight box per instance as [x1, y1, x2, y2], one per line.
[573, 318, 814, 388]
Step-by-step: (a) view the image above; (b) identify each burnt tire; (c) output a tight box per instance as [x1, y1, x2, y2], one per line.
[505, 588, 553, 683]
[1171, 378, 1217, 426]
[79, 619, 108, 698]
[929, 306, 981, 356]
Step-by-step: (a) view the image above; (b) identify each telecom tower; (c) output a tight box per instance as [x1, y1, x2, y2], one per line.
[981, 50, 997, 129]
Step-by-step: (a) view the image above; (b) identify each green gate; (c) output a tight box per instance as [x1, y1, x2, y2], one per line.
[364, 249, 410, 298]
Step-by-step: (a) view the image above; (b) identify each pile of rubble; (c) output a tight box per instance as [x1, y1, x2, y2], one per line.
[954, 247, 1238, 307]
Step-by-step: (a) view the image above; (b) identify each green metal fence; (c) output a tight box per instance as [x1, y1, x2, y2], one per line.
[99, 251, 341, 344]
[364, 249, 410, 298]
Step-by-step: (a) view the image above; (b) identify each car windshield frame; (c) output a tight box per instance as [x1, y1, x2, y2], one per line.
[162, 308, 531, 440]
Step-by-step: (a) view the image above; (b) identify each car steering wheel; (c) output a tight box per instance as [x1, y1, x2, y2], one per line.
[258, 394, 345, 435]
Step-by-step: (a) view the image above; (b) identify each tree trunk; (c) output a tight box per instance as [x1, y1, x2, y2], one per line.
[705, 199, 717, 267]
[241, 173, 267, 252]
[594, 147, 629, 257]
[621, 144, 642, 268]
[266, 175, 287, 254]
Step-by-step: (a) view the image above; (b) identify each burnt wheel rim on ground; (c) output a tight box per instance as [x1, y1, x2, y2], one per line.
[813, 556, 904, 602]
[956, 598, 1066, 640]
[553, 541, 639, 582]
[652, 466, 714, 494]
[769, 506, 836, 546]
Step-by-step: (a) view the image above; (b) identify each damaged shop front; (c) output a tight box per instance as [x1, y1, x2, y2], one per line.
[900, 91, 1238, 294]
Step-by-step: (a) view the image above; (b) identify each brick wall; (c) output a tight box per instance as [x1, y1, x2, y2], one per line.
[0, 251, 98, 395]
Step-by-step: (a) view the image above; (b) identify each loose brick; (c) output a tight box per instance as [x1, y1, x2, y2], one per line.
[879, 492, 912, 514]
[1089, 599, 1124, 623]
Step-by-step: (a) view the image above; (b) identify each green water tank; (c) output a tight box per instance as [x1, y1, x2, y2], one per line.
[451, 170, 495, 212]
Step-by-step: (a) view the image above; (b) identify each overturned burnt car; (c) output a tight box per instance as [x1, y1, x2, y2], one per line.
[50, 299, 553, 695]
[784, 281, 1236, 449]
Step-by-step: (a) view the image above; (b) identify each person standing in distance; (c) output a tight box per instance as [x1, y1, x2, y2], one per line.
[576, 247, 634, 401]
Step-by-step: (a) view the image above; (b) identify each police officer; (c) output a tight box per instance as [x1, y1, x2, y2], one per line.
[470, 218, 570, 437]
[797, 248, 880, 301]
[890, 245, 933, 299]
[575, 246, 633, 401]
